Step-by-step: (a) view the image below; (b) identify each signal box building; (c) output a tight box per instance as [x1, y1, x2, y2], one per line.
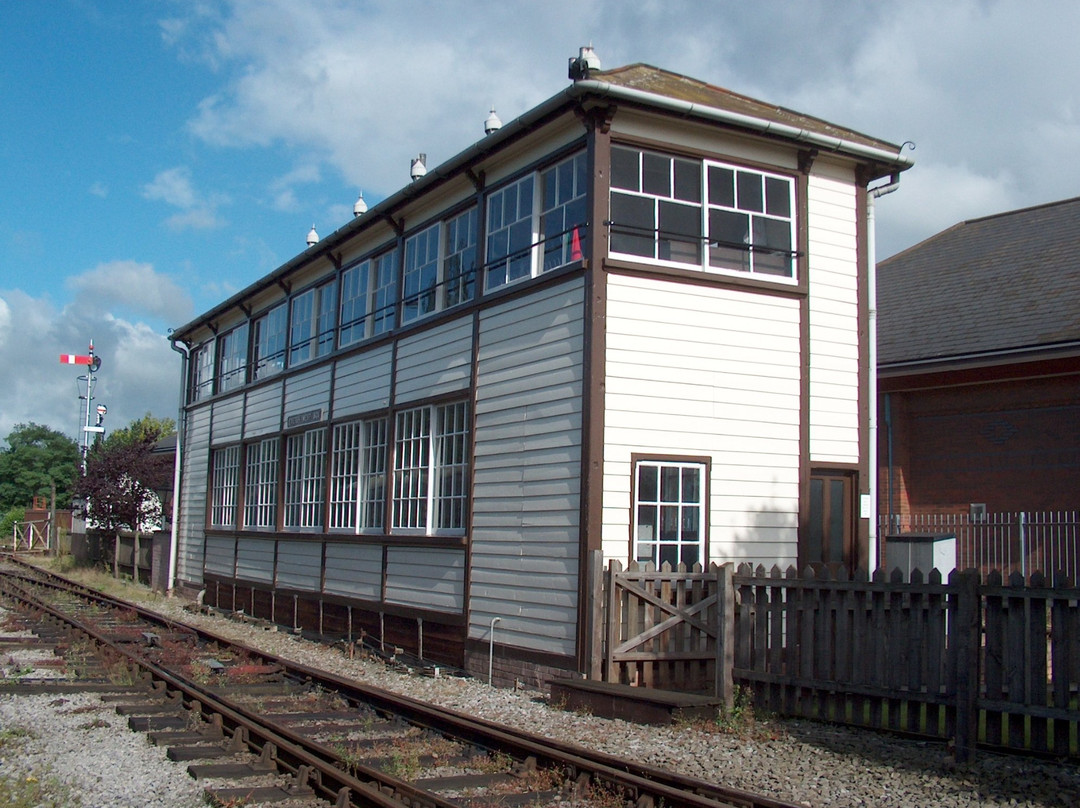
[169, 52, 912, 684]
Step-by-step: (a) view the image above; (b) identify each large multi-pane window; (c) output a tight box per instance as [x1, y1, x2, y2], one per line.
[610, 147, 703, 264]
[289, 280, 337, 366]
[402, 224, 441, 324]
[339, 248, 399, 346]
[243, 438, 278, 529]
[443, 207, 477, 307]
[540, 152, 588, 271]
[633, 460, 706, 568]
[329, 417, 387, 532]
[283, 427, 326, 530]
[252, 303, 287, 379]
[610, 146, 796, 279]
[485, 175, 536, 290]
[217, 324, 248, 393]
[190, 341, 215, 402]
[210, 445, 241, 528]
[393, 401, 469, 534]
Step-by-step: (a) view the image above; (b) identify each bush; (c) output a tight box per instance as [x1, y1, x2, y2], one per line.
[0, 506, 25, 544]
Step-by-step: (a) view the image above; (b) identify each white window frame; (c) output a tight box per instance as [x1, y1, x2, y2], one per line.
[329, 417, 387, 533]
[442, 206, 477, 309]
[210, 445, 241, 528]
[217, 323, 248, 393]
[283, 426, 327, 531]
[289, 279, 337, 367]
[191, 340, 215, 402]
[252, 303, 287, 380]
[243, 437, 278, 530]
[402, 223, 442, 324]
[632, 459, 706, 568]
[392, 401, 469, 535]
[540, 151, 588, 272]
[484, 174, 538, 291]
[609, 146, 797, 281]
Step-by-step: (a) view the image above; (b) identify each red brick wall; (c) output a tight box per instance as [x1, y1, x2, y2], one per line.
[879, 374, 1080, 516]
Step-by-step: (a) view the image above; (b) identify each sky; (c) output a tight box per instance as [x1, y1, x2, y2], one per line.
[2, 0, 1079, 449]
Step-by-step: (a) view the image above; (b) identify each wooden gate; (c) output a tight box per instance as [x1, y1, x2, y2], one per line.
[602, 560, 734, 697]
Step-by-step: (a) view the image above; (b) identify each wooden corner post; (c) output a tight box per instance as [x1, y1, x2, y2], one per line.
[715, 562, 735, 708]
[951, 569, 980, 763]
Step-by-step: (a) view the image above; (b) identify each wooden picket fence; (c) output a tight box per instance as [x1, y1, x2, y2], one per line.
[598, 558, 1080, 760]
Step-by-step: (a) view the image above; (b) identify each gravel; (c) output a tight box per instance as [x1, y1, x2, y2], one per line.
[3, 588, 1078, 808]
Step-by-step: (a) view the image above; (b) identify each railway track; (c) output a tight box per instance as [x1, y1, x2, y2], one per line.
[0, 556, 803, 808]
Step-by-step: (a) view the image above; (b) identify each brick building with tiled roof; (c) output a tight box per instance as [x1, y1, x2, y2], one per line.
[877, 197, 1080, 524]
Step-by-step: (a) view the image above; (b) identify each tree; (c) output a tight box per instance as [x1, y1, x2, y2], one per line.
[0, 423, 81, 513]
[73, 415, 174, 577]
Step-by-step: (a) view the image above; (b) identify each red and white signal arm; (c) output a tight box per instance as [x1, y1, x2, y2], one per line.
[60, 354, 93, 365]
[96, 405, 108, 417]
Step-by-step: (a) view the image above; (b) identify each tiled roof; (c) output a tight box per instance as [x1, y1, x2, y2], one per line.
[877, 197, 1080, 366]
[595, 63, 901, 155]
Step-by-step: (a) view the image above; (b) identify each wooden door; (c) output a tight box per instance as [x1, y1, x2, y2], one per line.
[805, 470, 855, 574]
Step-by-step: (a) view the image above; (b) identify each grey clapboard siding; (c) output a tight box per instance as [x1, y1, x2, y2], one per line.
[210, 396, 243, 444]
[323, 543, 382, 599]
[470, 278, 584, 655]
[394, 319, 473, 405]
[284, 365, 332, 422]
[332, 346, 392, 418]
[244, 381, 283, 438]
[177, 406, 211, 587]
[236, 538, 275, 584]
[204, 535, 236, 576]
[385, 547, 465, 613]
[276, 540, 322, 591]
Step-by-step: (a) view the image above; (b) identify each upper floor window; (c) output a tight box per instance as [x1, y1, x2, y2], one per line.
[485, 175, 536, 291]
[289, 279, 337, 367]
[403, 223, 441, 324]
[633, 459, 705, 568]
[190, 341, 215, 402]
[210, 445, 241, 528]
[217, 323, 249, 393]
[540, 152, 588, 271]
[339, 247, 399, 347]
[610, 146, 796, 279]
[443, 207, 477, 308]
[252, 303, 287, 380]
[392, 400, 469, 534]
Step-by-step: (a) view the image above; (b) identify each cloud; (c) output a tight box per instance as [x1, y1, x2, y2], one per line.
[0, 291, 180, 447]
[89, 182, 108, 198]
[64, 261, 195, 325]
[142, 166, 228, 230]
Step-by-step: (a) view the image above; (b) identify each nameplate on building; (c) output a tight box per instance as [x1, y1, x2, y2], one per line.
[287, 408, 323, 429]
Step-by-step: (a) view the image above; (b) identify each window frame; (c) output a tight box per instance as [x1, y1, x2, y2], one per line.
[210, 445, 241, 528]
[190, 340, 215, 402]
[252, 302, 287, 380]
[484, 174, 538, 292]
[289, 279, 338, 367]
[329, 416, 388, 533]
[283, 426, 327, 531]
[242, 437, 279, 530]
[217, 323, 249, 393]
[609, 145, 797, 281]
[392, 400, 470, 536]
[631, 457, 708, 568]
[402, 222, 442, 324]
[539, 151, 589, 273]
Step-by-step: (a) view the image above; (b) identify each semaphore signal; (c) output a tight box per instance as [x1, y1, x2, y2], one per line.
[59, 339, 105, 471]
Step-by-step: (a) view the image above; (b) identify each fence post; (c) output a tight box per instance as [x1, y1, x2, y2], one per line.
[587, 549, 604, 680]
[951, 569, 980, 763]
[715, 562, 735, 709]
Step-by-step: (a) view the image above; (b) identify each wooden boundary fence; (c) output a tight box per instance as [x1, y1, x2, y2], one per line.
[597, 557, 1080, 761]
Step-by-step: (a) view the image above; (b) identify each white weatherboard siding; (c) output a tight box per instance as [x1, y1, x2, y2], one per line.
[603, 274, 802, 569]
[385, 547, 465, 613]
[284, 366, 331, 422]
[394, 319, 473, 405]
[177, 406, 210, 587]
[807, 168, 861, 463]
[470, 278, 584, 656]
[236, 538, 275, 584]
[211, 397, 243, 444]
[332, 346, 391, 418]
[323, 543, 382, 599]
[276, 540, 322, 590]
[204, 535, 236, 577]
[245, 381, 283, 438]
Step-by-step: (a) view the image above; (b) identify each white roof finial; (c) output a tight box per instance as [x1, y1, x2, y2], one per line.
[353, 190, 368, 217]
[306, 224, 319, 246]
[484, 107, 502, 135]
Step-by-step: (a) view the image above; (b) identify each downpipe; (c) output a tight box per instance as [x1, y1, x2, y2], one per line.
[488, 616, 502, 686]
